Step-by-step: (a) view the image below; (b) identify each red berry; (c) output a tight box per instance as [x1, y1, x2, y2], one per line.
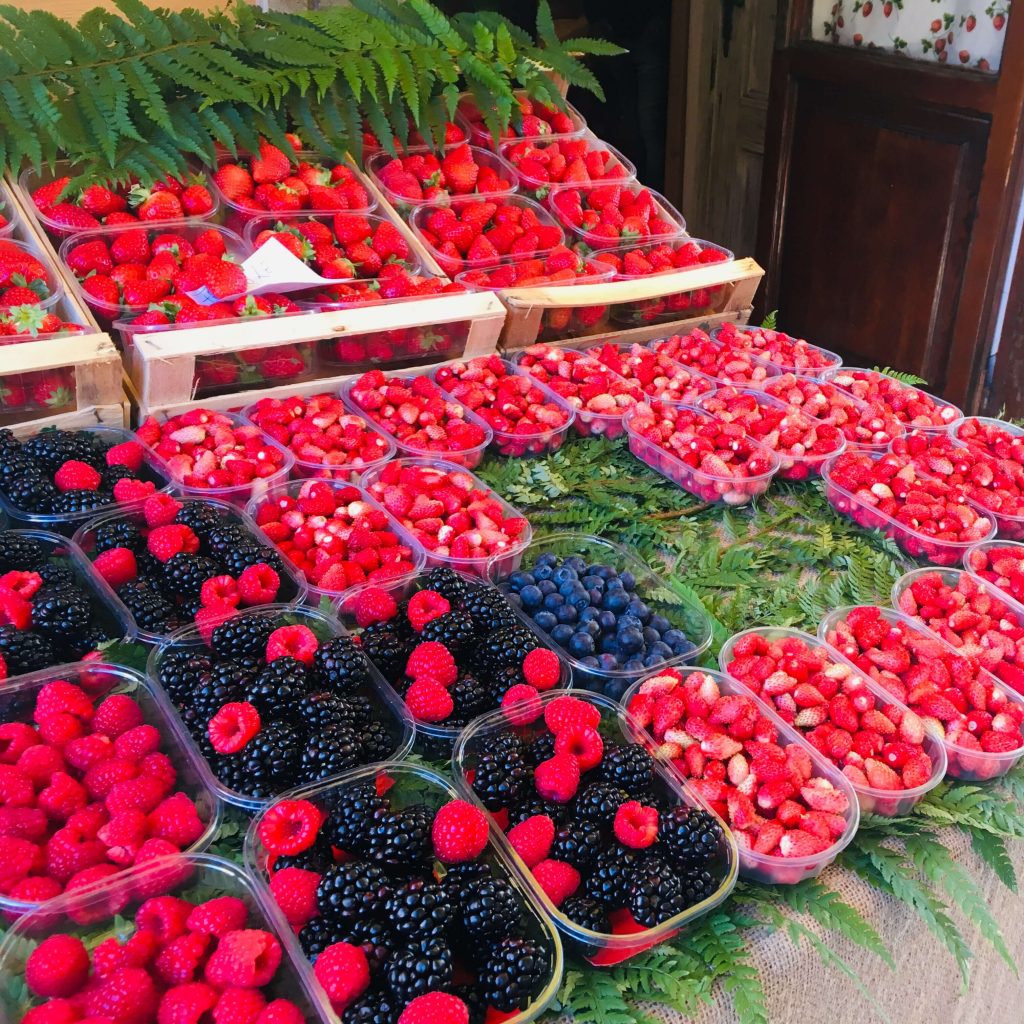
[148, 792, 205, 847]
[143, 493, 183, 527]
[534, 752, 580, 803]
[522, 648, 561, 690]
[106, 441, 145, 471]
[114, 478, 158, 503]
[92, 693, 144, 737]
[25, 934, 91, 997]
[256, 1000, 305, 1024]
[405, 677, 454, 722]
[501, 683, 542, 724]
[201, 575, 240, 609]
[432, 798, 489, 863]
[85, 967, 160, 1024]
[94, 546, 138, 588]
[405, 641, 457, 686]
[187, 896, 250, 937]
[613, 800, 659, 848]
[269, 866, 320, 927]
[35, 680, 94, 721]
[154, 932, 212, 985]
[406, 590, 451, 631]
[354, 586, 398, 628]
[257, 798, 321, 856]
[265, 624, 319, 664]
[398, 992, 470, 1024]
[543, 695, 601, 734]
[212, 986, 267, 1024]
[237, 563, 280, 605]
[531, 858, 580, 906]
[204, 929, 282, 988]
[136, 895, 194, 942]
[507, 813, 555, 868]
[312, 941, 370, 1011]
[208, 702, 261, 754]
[54, 460, 101, 492]
[553, 723, 603, 770]
[148, 524, 200, 562]
[156, 981, 219, 1024]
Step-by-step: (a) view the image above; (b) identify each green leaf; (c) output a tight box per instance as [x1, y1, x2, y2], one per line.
[760, 308, 778, 329]
[873, 365, 928, 387]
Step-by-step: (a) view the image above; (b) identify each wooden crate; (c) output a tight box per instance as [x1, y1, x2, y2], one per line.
[4, 399, 129, 437]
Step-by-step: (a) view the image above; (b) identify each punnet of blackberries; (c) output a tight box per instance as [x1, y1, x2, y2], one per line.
[79, 492, 300, 638]
[344, 567, 565, 729]
[0, 529, 124, 675]
[153, 609, 404, 800]
[463, 693, 732, 946]
[255, 770, 556, 1022]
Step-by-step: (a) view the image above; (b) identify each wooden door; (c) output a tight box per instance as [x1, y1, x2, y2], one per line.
[756, 3, 1024, 412]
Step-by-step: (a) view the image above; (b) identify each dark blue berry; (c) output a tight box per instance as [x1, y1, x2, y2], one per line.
[649, 614, 671, 633]
[520, 585, 542, 609]
[673, 639, 696, 656]
[582, 575, 603, 590]
[587, 588, 604, 606]
[591, 564, 613, 579]
[555, 604, 577, 624]
[580, 619, 601, 638]
[534, 564, 553, 581]
[648, 641, 673, 659]
[551, 624, 574, 645]
[508, 571, 532, 590]
[625, 656, 645, 671]
[602, 591, 630, 613]
[537, 553, 557, 567]
[604, 678, 630, 700]
[533, 610, 557, 632]
[662, 629, 687, 646]
[538, 580, 557, 596]
[626, 599, 650, 622]
[620, 571, 636, 590]
[597, 610, 617, 632]
[618, 627, 644, 653]
[616, 614, 642, 633]
[565, 556, 587, 572]
[569, 632, 595, 657]
[600, 634, 620, 654]
[553, 567, 577, 585]
[580, 655, 599, 668]
[543, 592, 564, 611]
[597, 653, 618, 671]
[579, 606, 600, 624]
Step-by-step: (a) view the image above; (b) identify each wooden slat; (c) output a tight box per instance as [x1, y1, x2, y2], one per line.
[4, 401, 127, 437]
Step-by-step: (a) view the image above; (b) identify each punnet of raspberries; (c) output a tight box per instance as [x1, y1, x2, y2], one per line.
[460, 91, 580, 146]
[723, 630, 939, 808]
[462, 692, 730, 947]
[502, 136, 633, 199]
[0, 427, 163, 516]
[434, 355, 573, 457]
[153, 609, 402, 800]
[823, 605, 1024, 779]
[0, 670, 211, 905]
[371, 143, 516, 205]
[626, 402, 779, 506]
[30, 169, 214, 234]
[650, 329, 774, 387]
[548, 183, 683, 248]
[245, 394, 394, 476]
[363, 461, 529, 563]
[515, 344, 644, 439]
[346, 371, 490, 461]
[627, 669, 853, 875]
[965, 543, 1024, 604]
[249, 481, 419, 596]
[82, 494, 294, 638]
[343, 567, 562, 732]
[586, 342, 717, 405]
[256, 775, 555, 1019]
[136, 411, 289, 493]
[16, 885, 310, 1024]
[713, 322, 840, 374]
[825, 368, 961, 429]
[0, 529, 122, 673]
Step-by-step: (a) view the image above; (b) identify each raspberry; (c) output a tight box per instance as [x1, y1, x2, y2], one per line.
[93, 694, 145, 738]
[265, 624, 319, 665]
[0, 763, 35, 805]
[432, 798, 488, 863]
[543, 695, 601, 734]
[144, 493, 183, 527]
[553, 724, 603, 770]
[256, 1001, 305, 1024]
[44, 829, 107, 882]
[154, 932, 212, 985]
[507, 814, 555, 868]
[114, 478, 158, 503]
[106, 441, 145, 471]
[187, 896, 250, 937]
[312, 942, 370, 1011]
[201, 575, 240, 609]
[0, 806, 48, 840]
[0, 570, 41, 599]
[93, 931, 160, 977]
[269, 866, 320, 926]
[38, 771, 88, 820]
[523, 648, 561, 690]
[54, 459, 101, 492]
[532, 858, 580, 906]
[65, 803, 108, 839]
[405, 641, 457, 686]
[85, 757, 139, 799]
[213, 986, 267, 1024]
[93, 547, 138, 588]
[354, 586, 398, 628]
[534, 752, 580, 803]
[156, 981, 219, 1024]
[35, 681, 94, 722]
[237, 563, 280, 605]
[501, 683, 542, 724]
[114, 724, 161, 760]
[148, 524, 200, 562]
[25, 934, 90, 997]
[257, 799, 321, 856]
[149, 792, 205, 847]
[21, 1000, 79, 1024]
[404, 676, 454, 722]
[208, 702, 261, 754]
[36, 712, 85, 746]
[20, 742, 69, 782]
[140, 751, 177, 788]
[406, 590, 450, 631]
[106, 775, 167, 815]
[8, 875, 62, 904]
[398, 992, 470, 1024]
[97, 810, 148, 864]
[205, 930, 282, 988]
[0, 721, 39, 763]
[136, 895, 194, 941]
[86, 967, 160, 1024]
[196, 605, 237, 642]
[613, 800, 659, 848]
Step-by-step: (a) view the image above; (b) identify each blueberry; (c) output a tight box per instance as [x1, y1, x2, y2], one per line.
[507, 571, 533, 591]
[647, 641, 672, 659]
[505, 592, 523, 608]
[602, 591, 630, 613]
[600, 634, 620, 654]
[534, 564, 554, 581]
[662, 629, 687, 646]
[558, 580, 581, 598]
[649, 614, 671, 634]
[579, 606, 600, 624]
[603, 678, 630, 701]
[591, 564, 613, 579]
[616, 614, 642, 633]
[643, 626, 661, 646]
[569, 632, 595, 657]
[538, 579, 557, 596]
[643, 653, 666, 667]
[582, 575, 603, 591]
[673, 639, 696, 656]
[556, 604, 578, 624]
[588, 588, 604, 606]
[537, 553, 557, 567]
[551, 624, 574, 645]
[597, 653, 619, 671]
[533, 610, 557, 632]
[597, 610, 617, 632]
[543, 592, 564, 611]
[567, 593, 590, 612]
[626, 600, 650, 622]
[580, 655, 600, 669]
[553, 567, 578, 585]
[625, 656, 645, 672]
[606, 577, 625, 592]
[520, 585, 543, 609]
[581, 619, 601, 638]
[620, 571, 636, 591]
[618, 626, 645, 653]
[565, 556, 587, 573]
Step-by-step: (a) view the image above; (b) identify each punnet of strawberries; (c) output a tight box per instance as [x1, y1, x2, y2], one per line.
[0, 241, 60, 309]
[627, 669, 853, 871]
[966, 543, 1024, 605]
[458, 243, 610, 288]
[29, 170, 214, 234]
[249, 481, 419, 596]
[651, 329, 774, 387]
[460, 91, 580, 145]
[585, 342, 716, 405]
[723, 631, 938, 803]
[502, 136, 633, 198]
[0, 671, 213, 907]
[825, 368, 961, 429]
[434, 355, 573, 456]
[946, 418, 1024, 534]
[548, 183, 683, 247]
[362, 117, 466, 151]
[370, 143, 516, 204]
[823, 605, 1024, 778]
[299, 269, 465, 309]
[592, 238, 731, 278]
[188, 344, 311, 399]
[0, 367, 77, 416]
[714, 322, 840, 374]
[119, 292, 300, 335]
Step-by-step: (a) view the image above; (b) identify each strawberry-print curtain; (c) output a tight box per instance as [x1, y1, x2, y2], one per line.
[812, 0, 1010, 71]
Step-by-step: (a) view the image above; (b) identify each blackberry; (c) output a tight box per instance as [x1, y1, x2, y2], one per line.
[326, 781, 386, 854]
[3, 474, 56, 513]
[459, 878, 522, 941]
[300, 723, 362, 782]
[383, 879, 451, 941]
[598, 744, 655, 797]
[438, 860, 494, 909]
[525, 732, 556, 768]
[550, 820, 603, 872]
[218, 543, 274, 577]
[574, 783, 630, 829]
[337, 693, 375, 730]
[35, 564, 76, 589]
[420, 611, 477, 654]
[0, 626, 55, 674]
[175, 502, 224, 537]
[204, 524, 249, 554]
[627, 856, 689, 927]
[471, 751, 529, 812]
[358, 627, 412, 682]
[0, 429, 19, 455]
[677, 864, 719, 906]
[449, 985, 487, 1024]
[477, 936, 550, 1013]
[22, 430, 99, 470]
[658, 806, 722, 872]
[343, 992, 398, 1024]
[30, 590, 92, 640]
[117, 580, 178, 633]
[50, 490, 110, 516]
[270, 834, 334, 874]
[364, 805, 433, 872]
[192, 664, 249, 718]
[507, 796, 569, 828]
[385, 940, 452, 1004]
[211, 614, 276, 659]
[361, 719, 396, 761]
[483, 664, 524, 699]
[0, 532, 45, 571]
[478, 730, 525, 761]
[245, 657, 310, 715]
[561, 896, 610, 933]
[313, 635, 370, 693]
[241, 720, 302, 794]
[341, 917, 395, 974]
[584, 846, 647, 907]
[318, 861, 392, 922]
[463, 588, 518, 633]
[422, 567, 471, 605]
[299, 915, 353, 959]
[156, 649, 212, 703]
[304, 692, 354, 731]
[67, 626, 111, 659]
[210, 753, 249, 793]
[446, 673, 492, 724]
[475, 623, 538, 672]
[162, 553, 220, 598]
[92, 520, 145, 554]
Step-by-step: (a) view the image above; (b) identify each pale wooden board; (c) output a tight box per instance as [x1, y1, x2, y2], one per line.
[3, 401, 127, 436]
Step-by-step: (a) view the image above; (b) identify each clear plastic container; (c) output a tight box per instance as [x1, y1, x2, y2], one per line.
[485, 533, 713, 702]
[58, 221, 250, 323]
[0, 663, 222, 916]
[546, 183, 687, 250]
[584, 340, 719, 405]
[360, 457, 532, 579]
[623, 402, 781, 507]
[0, 178, 21, 237]
[963, 538, 1024, 605]
[0, 852, 333, 1022]
[818, 604, 1024, 781]
[146, 604, 414, 811]
[239, 394, 399, 482]
[709, 324, 842, 377]
[244, 479, 426, 610]
[430, 355, 578, 458]
[407, 196, 565, 275]
[459, 90, 587, 148]
[820, 450, 998, 566]
[451, 690, 737, 963]
[695, 386, 846, 482]
[72, 498, 309, 642]
[947, 415, 1024, 540]
[339, 374, 493, 470]
[245, 761, 563, 1017]
[500, 134, 637, 201]
[0, 240, 62, 310]
[648, 331, 782, 389]
[0, 425, 172, 534]
[619, 668, 861, 884]
[137, 409, 295, 509]
[718, 626, 947, 815]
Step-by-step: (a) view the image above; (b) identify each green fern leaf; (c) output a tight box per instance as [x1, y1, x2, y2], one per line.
[566, 36, 629, 56]
[970, 829, 1017, 891]
[535, 0, 558, 47]
[760, 309, 778, 329]
[874, 366, 928, 387]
